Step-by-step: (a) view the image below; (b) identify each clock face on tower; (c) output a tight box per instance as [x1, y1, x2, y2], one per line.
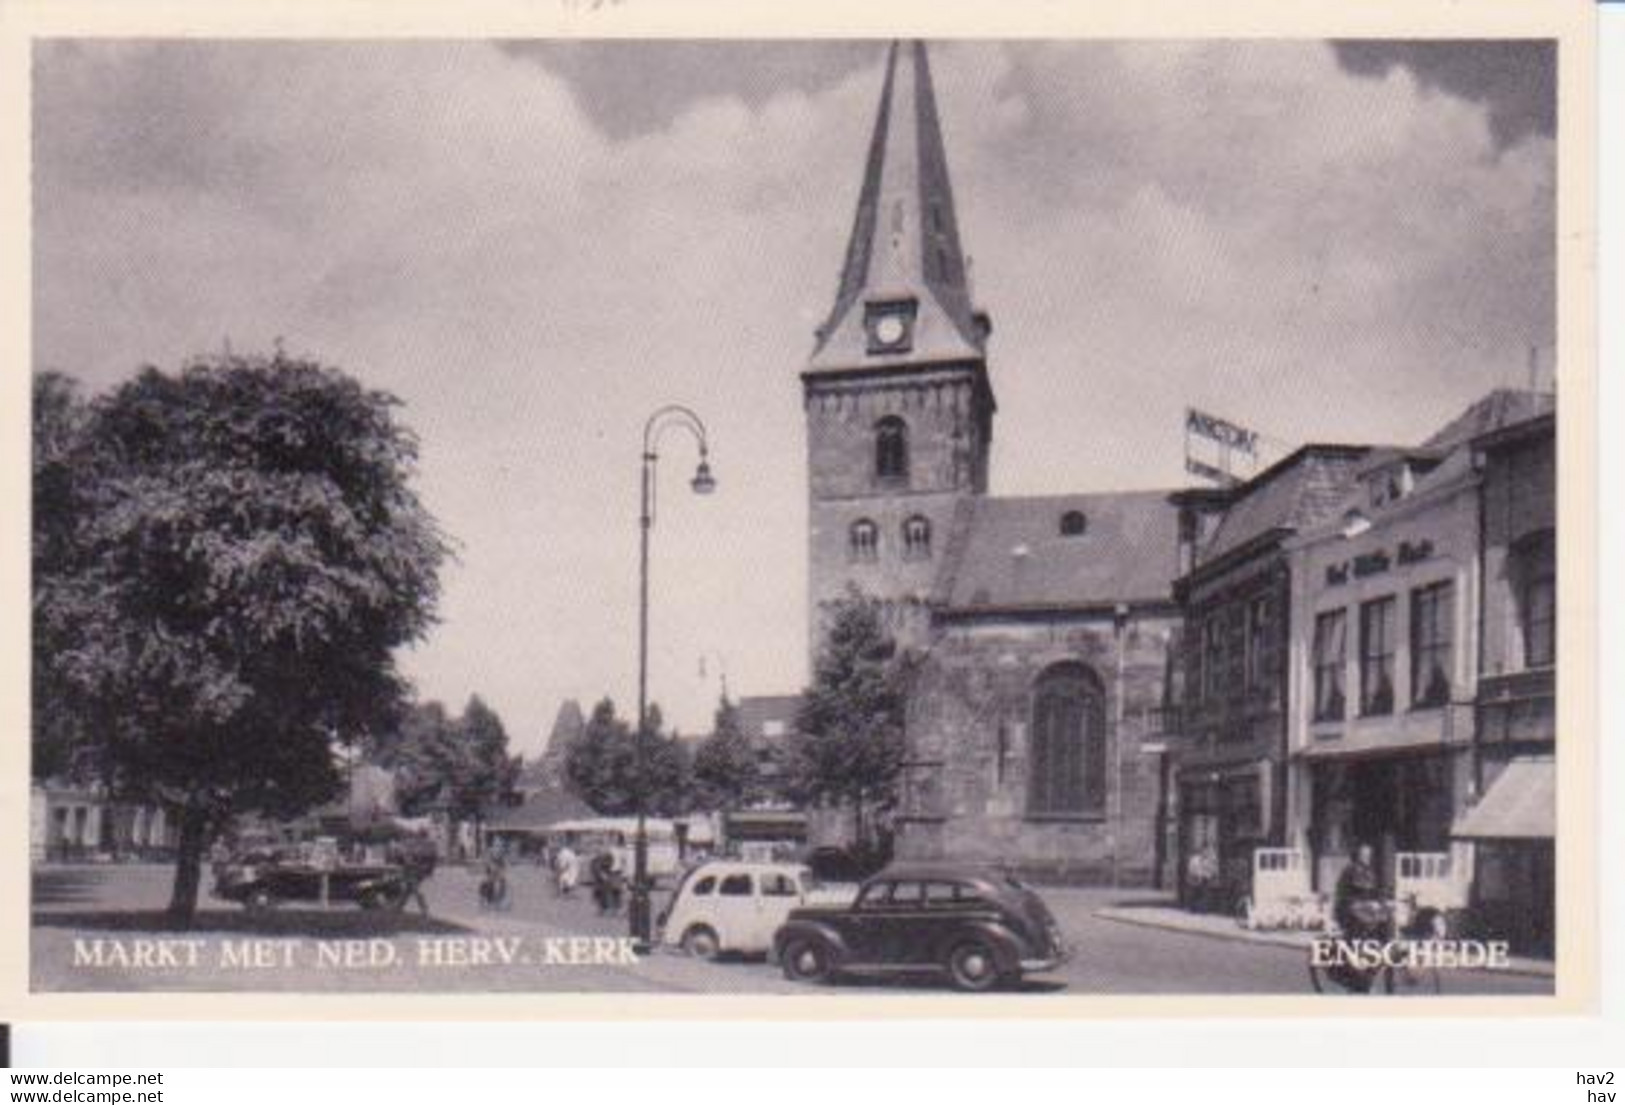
[865, 299, 917, 355]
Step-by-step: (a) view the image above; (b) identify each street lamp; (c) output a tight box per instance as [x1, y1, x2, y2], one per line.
[632, 404, 716, 949]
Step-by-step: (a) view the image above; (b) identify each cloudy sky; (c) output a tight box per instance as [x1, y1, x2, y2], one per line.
[32, 39, 1555, 756]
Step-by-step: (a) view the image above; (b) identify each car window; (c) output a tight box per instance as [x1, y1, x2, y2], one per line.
[857, 881, 893, 908]
[760, 873, 799, 897]
[718, 874, 753, 896]
[889, 881, 924, 906]
[691, 875, 717, 897]
[922, 882, 959, 907]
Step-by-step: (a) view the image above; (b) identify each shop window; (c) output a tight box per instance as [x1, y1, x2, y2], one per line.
[874, 416, 909, 482]
[902, 515, 932, 560]
[1410, 580, 1454, 708]
[1359, 596, 1396, 716]
[848, 518, 879, 563]
[1028, 662, 1107, 817]
[1311, 608, 1348, 721]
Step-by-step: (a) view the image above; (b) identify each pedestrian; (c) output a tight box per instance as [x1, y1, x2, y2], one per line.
[554, 843, 580, 897]
[395, 832, 437, 917]
[479, 848, 510, 911]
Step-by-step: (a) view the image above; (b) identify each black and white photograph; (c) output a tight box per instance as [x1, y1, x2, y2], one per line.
[17, 25, 1585, 1006]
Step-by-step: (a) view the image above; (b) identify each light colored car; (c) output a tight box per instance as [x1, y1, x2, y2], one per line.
[657, 860, 848, 959]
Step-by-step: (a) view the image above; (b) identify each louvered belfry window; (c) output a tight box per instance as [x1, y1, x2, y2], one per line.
[875, 416, 909, 482]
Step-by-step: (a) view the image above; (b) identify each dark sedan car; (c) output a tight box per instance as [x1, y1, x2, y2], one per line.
[212, 848, 416, 913]
[772, 863, 1069, 991]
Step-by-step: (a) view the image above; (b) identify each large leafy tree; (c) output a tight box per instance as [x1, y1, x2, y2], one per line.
[33, 354, 449, 924]
[32, 373, 95, 782]
[789, 593, 911, 847]
[564, 698, 690, 817]
[692, 694, 761, 813]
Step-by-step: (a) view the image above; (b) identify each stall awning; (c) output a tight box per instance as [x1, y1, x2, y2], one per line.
[1453, 757, 1555, 840]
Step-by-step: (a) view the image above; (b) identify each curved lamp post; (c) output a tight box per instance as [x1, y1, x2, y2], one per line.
[632, 404, 716, 948]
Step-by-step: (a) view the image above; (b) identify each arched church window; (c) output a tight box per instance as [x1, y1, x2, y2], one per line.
[1028, 662, 1107, 817]
[1060, 510, 1088, 537]
[849, 519, 879, 564]
[902, 515, 932, 560]
[875, 416, 909, 483]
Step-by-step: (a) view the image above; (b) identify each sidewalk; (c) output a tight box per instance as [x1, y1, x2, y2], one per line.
[1088, 894, 1555, 979]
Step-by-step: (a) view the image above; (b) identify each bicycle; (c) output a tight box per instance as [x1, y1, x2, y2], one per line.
[478, 866, 511, 912]
[1307, 897, 1446, 995]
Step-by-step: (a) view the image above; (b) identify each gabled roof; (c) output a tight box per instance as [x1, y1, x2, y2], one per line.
[937, 491, 1183, 613]
[1303, 390, 1556, 543]
[1422, 388, 1554, 453]
[1196, 445, 1370, 567]
[810, 41, 986, 371]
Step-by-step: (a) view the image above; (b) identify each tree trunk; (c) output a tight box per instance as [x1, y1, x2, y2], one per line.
[165, 803, 211, 928]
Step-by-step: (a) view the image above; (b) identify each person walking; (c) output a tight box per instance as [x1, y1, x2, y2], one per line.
[554, 843, 580, 897]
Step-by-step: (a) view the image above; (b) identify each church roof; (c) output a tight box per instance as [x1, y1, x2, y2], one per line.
[810, 41, 986, 372]
[937, 491, 1183, 614]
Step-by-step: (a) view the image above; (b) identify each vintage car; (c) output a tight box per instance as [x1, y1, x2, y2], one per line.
[771, 862, 1070, 991]
[211, 844, 417, 912]
[656, 860, 853, 959]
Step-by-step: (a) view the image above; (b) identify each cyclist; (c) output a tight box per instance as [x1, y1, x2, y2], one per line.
[1329, 842, 1386, 992]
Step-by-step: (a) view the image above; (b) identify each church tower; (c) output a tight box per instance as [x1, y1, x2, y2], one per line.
[803, 40, 996, 656]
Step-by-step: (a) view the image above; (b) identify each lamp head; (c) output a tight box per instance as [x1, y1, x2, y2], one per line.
[690, 458, 717, 496]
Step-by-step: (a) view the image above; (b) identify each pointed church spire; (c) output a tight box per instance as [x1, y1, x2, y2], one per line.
[812, 41, 988, 368]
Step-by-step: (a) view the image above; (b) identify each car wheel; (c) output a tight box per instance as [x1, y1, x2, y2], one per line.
[681, 925, 721, 960]
[946, 939, 1002, 993]
[780, 938, 833, 984]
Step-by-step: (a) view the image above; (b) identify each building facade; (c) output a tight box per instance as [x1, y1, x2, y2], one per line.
[899, 493, 1183, 886]
[1171, 446, 1369, 911]
[30, 782, 176, 864]
[1458, 409, 1555, 955]
[1284, 439, 1481, 896]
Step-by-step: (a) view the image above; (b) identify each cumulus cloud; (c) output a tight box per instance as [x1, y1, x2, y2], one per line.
[32, 40, 1554, 750]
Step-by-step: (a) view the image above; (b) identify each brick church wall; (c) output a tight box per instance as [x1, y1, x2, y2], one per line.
[898, 610, 1179, 885]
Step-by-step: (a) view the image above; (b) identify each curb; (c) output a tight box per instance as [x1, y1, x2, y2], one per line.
[1094, 908, 1557, 980]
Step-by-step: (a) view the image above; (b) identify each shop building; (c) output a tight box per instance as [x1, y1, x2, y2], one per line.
[1171, 446, 1370, 912]
[1456, 406, 1555, 955]
[1284, 428, 1485, 895]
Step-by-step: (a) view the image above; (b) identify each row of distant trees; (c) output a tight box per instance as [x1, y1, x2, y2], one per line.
[562, 594, 913, 844]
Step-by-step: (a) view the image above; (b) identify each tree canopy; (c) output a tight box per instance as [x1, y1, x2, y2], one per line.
[564, 698, 691, 818]
[32, 354, 450, 923]
[374, 696, 520, 821]
[691, 694, 763, 812]
[788, 593, 911, 845]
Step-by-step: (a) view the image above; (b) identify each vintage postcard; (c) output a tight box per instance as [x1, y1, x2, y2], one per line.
[0, 0, 1598, 1018]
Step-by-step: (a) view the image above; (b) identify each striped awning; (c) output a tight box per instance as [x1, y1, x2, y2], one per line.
[1453, 757, 1555, 840]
